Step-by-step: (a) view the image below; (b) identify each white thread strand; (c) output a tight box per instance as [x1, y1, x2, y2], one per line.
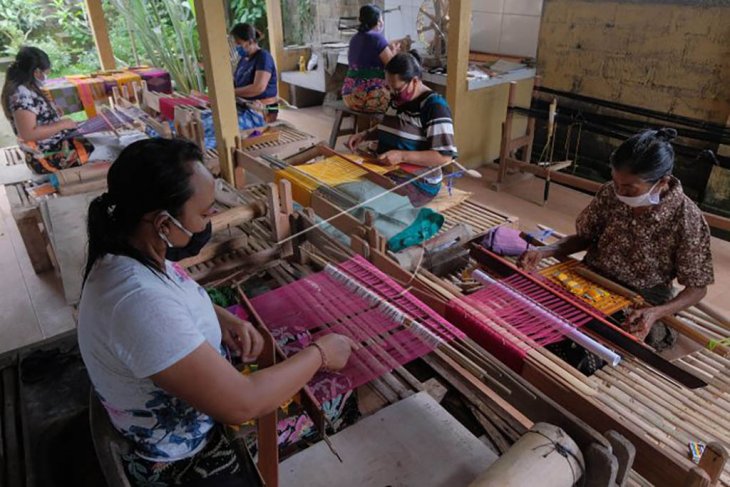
[275, 161, 453, 246]
[472, 270, 622, 367]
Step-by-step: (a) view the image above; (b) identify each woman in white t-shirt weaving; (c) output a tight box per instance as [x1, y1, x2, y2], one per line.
[77, 138, 355, 486]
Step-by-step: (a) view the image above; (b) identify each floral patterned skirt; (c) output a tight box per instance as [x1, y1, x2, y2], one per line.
[342, 69, 390, 114]
[121, 426, 257, 487]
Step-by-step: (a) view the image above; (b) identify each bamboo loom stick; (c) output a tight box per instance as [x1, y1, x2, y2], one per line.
[596, 367, 729, 443]
[683, 307, 726, 329]
[678, 312, 726, 339]
[695, 303, 730, 331]
[591, 381, 691, 458]
[621, 358, 730, 421]
[619, 362, 730, 429]
[571, 267, 730, 357]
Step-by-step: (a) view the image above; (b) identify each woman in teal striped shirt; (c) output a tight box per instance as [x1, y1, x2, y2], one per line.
[347, 52, 458, 206]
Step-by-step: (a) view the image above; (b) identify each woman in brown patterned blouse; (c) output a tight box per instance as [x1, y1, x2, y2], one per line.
[519, 128, 714, 351]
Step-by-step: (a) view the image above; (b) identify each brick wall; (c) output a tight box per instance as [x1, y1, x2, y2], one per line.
[534, 0, 730, 200]
[538, 0, 730, 124]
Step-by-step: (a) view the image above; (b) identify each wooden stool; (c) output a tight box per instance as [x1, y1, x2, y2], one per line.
[324, 100, 382, 149]
[90, 391, 263, 487]
[89, 392, 132, 487]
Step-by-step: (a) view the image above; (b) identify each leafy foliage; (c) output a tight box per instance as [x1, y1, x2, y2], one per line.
[0, 0, 100, 76]
[108, 0, 204, 93]
[0, 0, 273, 92]
[229, 0, 269, 50]
[281, 0, 315, 46]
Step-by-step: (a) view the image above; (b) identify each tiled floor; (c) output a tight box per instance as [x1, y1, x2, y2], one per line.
[0, 184, 76, 354]
[0, 105, 728, 356]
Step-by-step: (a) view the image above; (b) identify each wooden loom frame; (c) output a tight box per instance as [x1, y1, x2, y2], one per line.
[361, 239, 728, 486]
[274, 165, 730, 485]
[189, 123, 730, 485]
[233, 141, 519, 250]
[180, 179, 639, 487]
[200, 171, 730, 484]
[493, 80, 572, 205]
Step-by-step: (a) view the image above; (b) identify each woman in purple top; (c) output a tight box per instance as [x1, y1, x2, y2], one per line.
[342, 5, 399, 113]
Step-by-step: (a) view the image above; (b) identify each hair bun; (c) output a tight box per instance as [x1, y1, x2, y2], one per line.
[697, 149, 718, 165]
[656, 127, 678, 141]
[408, 49, 422, 65]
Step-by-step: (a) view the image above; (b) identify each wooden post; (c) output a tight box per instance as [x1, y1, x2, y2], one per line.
[445, 0, 471, 144]
[194, 0, 241, 184]
[265, 0, 290, 100]
[497, 82, 517, 186]
[83, 0, 116, 70]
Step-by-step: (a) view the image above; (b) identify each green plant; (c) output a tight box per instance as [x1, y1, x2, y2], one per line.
[47, 0, 90, 51]
[281, 0, 314, 46]
[0, 0, 46, 54]
[229, 0, 269, 50]
[230, 0, 265, 26]
[108, 0, 204, 93]
[0, 0, 102, 75]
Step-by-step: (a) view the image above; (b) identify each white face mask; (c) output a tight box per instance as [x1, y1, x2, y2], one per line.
[614, 181, 661, 208]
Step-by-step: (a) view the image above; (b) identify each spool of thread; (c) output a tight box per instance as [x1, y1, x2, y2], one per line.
[469, 423, 584, 487]
[472, 270, 622, 367]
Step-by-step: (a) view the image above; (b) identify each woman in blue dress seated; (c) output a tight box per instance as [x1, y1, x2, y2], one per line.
[230, 23, 279, 123]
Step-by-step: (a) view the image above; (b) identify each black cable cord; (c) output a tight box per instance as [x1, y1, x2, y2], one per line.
[529, 429, 587, 487]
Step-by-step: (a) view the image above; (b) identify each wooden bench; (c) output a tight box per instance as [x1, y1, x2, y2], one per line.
[6, 182, 56, 274]
[0, 145, 54, 273]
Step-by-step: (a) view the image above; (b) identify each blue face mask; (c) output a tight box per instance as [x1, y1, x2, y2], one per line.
[236, 46, 246, 58]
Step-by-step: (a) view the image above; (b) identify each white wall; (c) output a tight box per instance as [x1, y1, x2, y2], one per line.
[383, 0, 543, 58]
[384, 0, 422, 46]
[471, 0, 543, 57]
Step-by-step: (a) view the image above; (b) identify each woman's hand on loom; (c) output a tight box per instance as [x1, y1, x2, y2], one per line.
[314, 334, 358, 371]
[624, 307, 661, 341]
[378, 150, 406, 166]
[346, 131, 368, 152]
[58, 117, 78, 131]
[517, 249, 547, 271]
[220, 314, 265, 362]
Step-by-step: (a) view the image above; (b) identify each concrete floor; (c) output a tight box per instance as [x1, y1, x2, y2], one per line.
[0, 105, 728, 356]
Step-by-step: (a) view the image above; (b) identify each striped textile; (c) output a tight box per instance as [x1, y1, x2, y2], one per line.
[376, 91, 458, 186]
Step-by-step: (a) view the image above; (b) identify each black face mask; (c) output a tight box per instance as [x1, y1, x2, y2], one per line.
[165, 221, 212, 262]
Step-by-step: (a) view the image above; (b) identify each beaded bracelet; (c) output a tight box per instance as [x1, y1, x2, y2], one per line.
[310, 342, 329, 371]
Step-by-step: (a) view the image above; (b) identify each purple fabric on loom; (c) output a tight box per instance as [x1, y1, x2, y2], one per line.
[461, 273, 594, 351]
[133, 68, 173, 93]
[482, 226, 531, 256]
[246, 255, 463, 403]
